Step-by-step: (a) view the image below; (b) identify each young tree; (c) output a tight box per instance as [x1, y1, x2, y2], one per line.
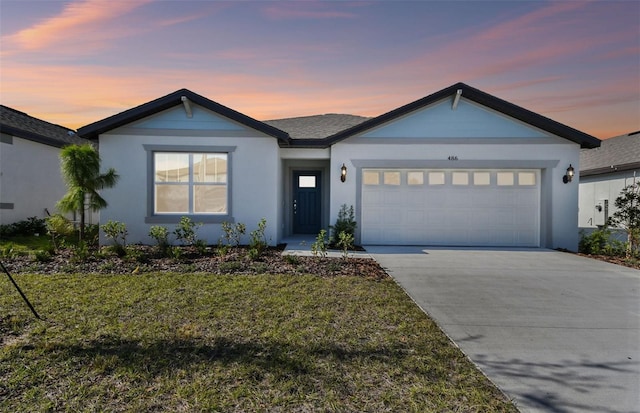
[57, 144, 119, 242]
[608, 182, 640, 258]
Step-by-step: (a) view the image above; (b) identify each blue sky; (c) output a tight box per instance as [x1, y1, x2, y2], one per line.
[1, 0, 638, 138]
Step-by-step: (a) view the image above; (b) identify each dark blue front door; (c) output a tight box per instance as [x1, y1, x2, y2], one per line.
[293, 171, 321, 234]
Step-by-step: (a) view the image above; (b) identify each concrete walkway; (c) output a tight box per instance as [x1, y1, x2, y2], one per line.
[281, 235, 372, 258]
[366, 246, 640, 413]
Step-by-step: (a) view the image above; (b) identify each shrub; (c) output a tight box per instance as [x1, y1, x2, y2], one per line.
[284, 254, 300, 265]
[330, 204, 356, 246]
[174, 217, 202, 246]
[336, 231, 355, 259]
[70, 241, 90, 263]
[311, 229, 328, 259]
[46, 214, 75, 251]
[195, 239, 208, 255]
[32, 250, 52, 263]
[149, 225, 170, 255]
[608, 183, 640, 257]
[579, 229, 629, 257]
[221, 221, 246, 247]
[0, 217, 47, 237]
[248, 218, 268, 260]
[101, 220, 127, 246]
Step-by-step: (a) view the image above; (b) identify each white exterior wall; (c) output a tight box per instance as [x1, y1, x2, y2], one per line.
[579, 170, 639, 229]
[0, 136, 84, 225]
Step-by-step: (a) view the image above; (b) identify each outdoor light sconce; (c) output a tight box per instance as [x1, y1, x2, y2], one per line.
[563, 164, 575, 184]
[340, 163, 347, 182]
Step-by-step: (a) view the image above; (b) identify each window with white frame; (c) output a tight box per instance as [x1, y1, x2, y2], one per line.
[154, 152, 228, 214]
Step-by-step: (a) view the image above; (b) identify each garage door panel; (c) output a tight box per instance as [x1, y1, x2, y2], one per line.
[362, 169, 540, 247]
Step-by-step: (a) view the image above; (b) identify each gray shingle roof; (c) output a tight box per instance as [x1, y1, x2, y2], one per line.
[264, 114, 370, 140]
[0, 105, 87, 148]
[580, 131, 640, 176]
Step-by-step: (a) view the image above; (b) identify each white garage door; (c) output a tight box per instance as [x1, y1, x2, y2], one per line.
[361, 169, 540, 246]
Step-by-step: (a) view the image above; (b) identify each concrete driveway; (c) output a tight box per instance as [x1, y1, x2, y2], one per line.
[366, 247, 640, 413]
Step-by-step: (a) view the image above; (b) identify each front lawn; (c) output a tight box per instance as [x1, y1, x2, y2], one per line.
[1, 272, 517, 412]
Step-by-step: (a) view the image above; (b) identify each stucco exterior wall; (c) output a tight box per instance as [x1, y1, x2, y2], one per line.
[330, 140, 580, 250]
[0, 137, 67, 225]
[98, 132, 281, 246]
[579, 170, 639, 229]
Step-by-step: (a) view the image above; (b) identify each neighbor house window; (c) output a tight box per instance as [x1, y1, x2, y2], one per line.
[154, 152, 227, 214]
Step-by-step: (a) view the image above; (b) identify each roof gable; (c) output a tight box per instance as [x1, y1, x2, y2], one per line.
[360, 97, 550, 139]
[0, 105, 86, 148]
[77, 89, 290, 144]
[322, 83, 601, 149]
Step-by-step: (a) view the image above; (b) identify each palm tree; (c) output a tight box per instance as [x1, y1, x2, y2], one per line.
[57, 144, 119, 242]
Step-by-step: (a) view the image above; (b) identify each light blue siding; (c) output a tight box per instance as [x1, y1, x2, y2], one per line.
[362, 98, 550, 139]
[131, 105, 245, 131]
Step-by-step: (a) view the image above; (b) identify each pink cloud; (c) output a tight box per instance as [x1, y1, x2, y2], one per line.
[6, 0, 152, 51]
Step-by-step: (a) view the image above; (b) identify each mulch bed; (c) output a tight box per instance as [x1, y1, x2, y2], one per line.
[575, 253, 640, 270]
[2, 245, 390, 279]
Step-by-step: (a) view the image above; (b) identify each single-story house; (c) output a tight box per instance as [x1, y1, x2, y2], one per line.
[77, 82, 600, 251]
[579, 131, 640, 230]
[0, 105, 91, 226]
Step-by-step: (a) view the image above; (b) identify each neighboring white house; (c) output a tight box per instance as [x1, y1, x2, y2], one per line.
[77, 83, 600, 251]
[579, 131, 640, 231]
[0, 105, 91, 226]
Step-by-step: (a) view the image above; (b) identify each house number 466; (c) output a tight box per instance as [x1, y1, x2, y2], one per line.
[448, 156, 458, 161]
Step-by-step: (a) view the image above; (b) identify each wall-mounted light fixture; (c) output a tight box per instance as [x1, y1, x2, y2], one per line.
[340, 163, 347, 182]
[563, 164, 575, 184]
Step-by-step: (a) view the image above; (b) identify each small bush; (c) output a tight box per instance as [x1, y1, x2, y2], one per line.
[0, 217, 47, 237]
[169, 246, 183, 260]
[31, 250, 52, 263]
[195, 239, 208, 255]
[336, 231, 355, 259]
[221, 221, 246, 247]
[46, 214, 75, 251]
[579, 229, 629, 257]
[216, 243, 230, 257]
[311, 229, 328, 259]
[248, 218, 268, 260]
[284, 254, 300, 265]
[174, 217, 202, 246]
[330, 204, 356, 246]
[70, 241, 90, 263]
[149, 225, 170, 255]
[101, 220, 128, 247]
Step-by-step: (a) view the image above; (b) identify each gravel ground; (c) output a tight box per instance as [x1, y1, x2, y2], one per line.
[2, 245, 389, 279]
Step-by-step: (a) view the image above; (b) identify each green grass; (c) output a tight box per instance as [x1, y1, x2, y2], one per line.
[0, 235, 53, 255]
[1, 273, 517, 412]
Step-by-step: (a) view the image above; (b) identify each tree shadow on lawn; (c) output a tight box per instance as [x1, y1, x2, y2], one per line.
[40, 334, 425, 389]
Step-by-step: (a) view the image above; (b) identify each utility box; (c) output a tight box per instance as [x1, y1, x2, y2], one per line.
[594, 199, 608, 227]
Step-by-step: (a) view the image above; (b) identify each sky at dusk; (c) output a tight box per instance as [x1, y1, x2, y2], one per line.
[1, 0, 638, 139]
